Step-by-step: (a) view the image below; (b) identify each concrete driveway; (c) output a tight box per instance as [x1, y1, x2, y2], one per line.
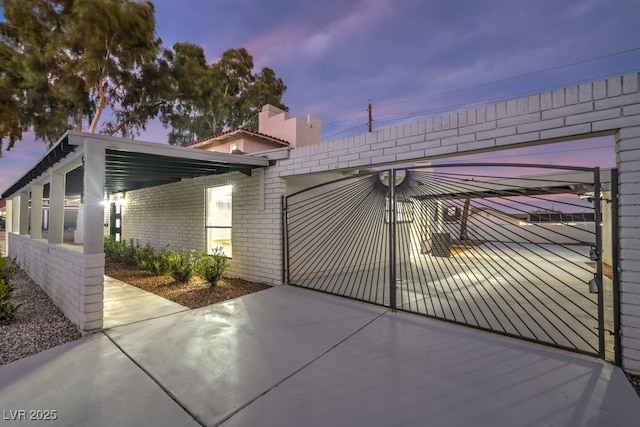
[1, 285, 639, 426]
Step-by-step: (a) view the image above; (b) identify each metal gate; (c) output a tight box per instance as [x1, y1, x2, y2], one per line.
[284, 164, 619, 360]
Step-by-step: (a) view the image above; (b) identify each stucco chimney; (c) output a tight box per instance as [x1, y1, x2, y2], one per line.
[258, 104, 322, 148]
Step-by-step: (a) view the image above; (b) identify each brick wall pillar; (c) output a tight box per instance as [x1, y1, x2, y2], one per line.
[617, 125, 640, 374]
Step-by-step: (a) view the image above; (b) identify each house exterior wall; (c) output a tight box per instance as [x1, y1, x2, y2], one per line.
[200, 136, 285, 155]
[8, 233, 104, 333]
[259, 104, 321, 148]
[5, 72, 639, 370]
[121, 168, 285, 285]
[275, 72, 640, 373]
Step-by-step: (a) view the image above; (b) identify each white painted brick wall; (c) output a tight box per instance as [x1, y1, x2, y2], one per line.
[8, 233, 103, 332]
[123, 170, 285, 285]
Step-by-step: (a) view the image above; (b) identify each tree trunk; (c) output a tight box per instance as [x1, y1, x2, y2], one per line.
[76, 106, 83, 131]
[89, 82, 108, 133]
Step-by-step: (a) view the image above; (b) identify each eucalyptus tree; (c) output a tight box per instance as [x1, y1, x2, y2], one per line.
[0, 0, 289, 153]
[0, 0, 162, 153]
[161, 45, 288, 146]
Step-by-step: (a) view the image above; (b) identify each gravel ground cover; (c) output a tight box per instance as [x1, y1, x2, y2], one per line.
[0, 270, 82, 366]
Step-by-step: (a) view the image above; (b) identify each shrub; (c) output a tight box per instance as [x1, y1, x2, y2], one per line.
[0, 279, 19, 324]
[198, 248, 230, 287]
[121, 239, 140, 266]
[0, 253, 19, 284]
[140, 244, 172, 276]
[0, 255, 20, 324]
[168, 249, 197, 283]
[136, 242, 157, 269]
[104, 236, 125, 263]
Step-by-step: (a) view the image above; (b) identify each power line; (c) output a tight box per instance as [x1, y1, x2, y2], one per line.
[322, 42, 640, 139]
[374, 66, 640, 126]
[324, 64, 640, 141]
[376, 46, 640, 110]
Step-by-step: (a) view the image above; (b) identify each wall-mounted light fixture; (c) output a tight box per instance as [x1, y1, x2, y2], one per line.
[588, 274, 600, 294]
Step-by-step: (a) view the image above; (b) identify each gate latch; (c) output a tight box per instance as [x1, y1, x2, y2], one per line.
[589, 245, 600, 262]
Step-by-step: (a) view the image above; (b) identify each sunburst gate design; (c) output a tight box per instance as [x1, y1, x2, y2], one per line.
[285, 164, 613, 359]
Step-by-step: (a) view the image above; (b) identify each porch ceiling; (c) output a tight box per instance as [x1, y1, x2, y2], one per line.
[1, 131, 271, 199]
[101, 148, 261, 194]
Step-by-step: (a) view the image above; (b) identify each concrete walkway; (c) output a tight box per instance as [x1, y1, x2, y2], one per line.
[103, 275, 188, 329]
[1, 285, 639, 426]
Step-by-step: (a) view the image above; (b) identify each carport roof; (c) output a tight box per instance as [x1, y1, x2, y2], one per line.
[1, 131, 272, 199]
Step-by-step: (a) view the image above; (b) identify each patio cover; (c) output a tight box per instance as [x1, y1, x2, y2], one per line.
[2, 131, 271, 200]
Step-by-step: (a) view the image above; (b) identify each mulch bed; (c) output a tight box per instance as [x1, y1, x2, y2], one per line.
[104, 260, 271, 309]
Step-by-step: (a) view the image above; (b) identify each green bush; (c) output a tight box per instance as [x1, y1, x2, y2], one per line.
[0, 255, 20, 324]
[168, 249, 197, 283]
[104, 235, 125, 263]
[0, 279, 19, 324]
[0, 253, 19, 284]
[140, 244, 172, 276]
[198, 248, 230, 287]
[136, 242, 157, 270]
[121, 239, 140, 266]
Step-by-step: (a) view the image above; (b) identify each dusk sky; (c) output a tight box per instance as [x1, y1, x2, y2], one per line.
[2, 0, 640, 194]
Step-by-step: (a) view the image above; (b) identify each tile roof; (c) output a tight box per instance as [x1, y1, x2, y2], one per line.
[186, 126, 290, 148]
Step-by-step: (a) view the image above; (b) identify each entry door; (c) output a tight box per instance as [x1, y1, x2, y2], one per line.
[110, 203, 122, 242]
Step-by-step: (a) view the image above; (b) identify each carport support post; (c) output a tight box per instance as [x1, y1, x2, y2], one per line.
[10, 196, 19, 233]
[30, 184, 43, 239]
[83, 140, 105, 254]
[49, 170, 66, 244]
[18, 190, 29, 235]
[389, 169, 397, 311]
[5, 198, 12, 252]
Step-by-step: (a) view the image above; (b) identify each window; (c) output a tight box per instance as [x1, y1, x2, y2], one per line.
[206, 185, 232, 257]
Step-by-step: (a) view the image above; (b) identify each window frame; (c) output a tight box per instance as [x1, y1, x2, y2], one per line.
[205, 184, 233, 257]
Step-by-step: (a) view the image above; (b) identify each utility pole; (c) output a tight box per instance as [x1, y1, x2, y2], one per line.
[367, 100, 373, 132]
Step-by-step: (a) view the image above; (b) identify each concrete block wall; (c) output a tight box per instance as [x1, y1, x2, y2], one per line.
[8, 233, 104, 333]
[123, 169, 286, 285]
[275, 72, 640, 373]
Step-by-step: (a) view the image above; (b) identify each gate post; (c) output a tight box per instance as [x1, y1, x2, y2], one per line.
[611, 169, 621, 365]
[594, 167, 605, 359]
[389, 169, 397, 311]
[282, 195, 289, 285]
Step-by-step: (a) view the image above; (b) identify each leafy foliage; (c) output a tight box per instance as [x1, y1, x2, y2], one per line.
[0, 0, 162, 151]
[121, 238, 140, 267]
[197, 248, 230, 287]
[0, 1, 288, 153]
[103, 238, 232, 285]
[0, 252, 20, 283]
[139, 244, 172, 276]
[167, 249, 197, 283]
[0, 279, 19, 324]
[0, 254, 20, 324]
[161, 45, 288, 146]
[103, 235, 123, 262]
